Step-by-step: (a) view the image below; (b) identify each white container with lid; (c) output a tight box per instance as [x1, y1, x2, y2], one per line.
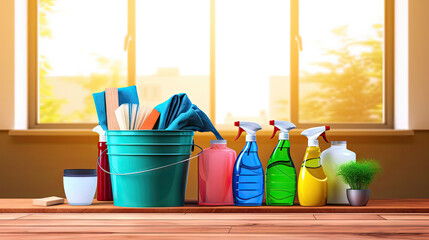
[63, 169, 97, 205]
[321, 141, 356, 204]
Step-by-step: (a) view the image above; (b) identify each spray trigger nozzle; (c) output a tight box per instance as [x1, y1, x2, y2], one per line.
[92, 125, 106, 142]
[269, 120, 296, 140]
[270, 127, 280, 139]
[235, 127, 245, 141]
[301, 125, 330, 146]
[234, 121, 262, 141]
[321, 132, 329, 143]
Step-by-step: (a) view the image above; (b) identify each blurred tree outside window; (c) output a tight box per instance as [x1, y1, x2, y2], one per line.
[298, 0, 384, 123]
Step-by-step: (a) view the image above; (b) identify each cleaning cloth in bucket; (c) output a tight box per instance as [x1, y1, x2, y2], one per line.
[93, 86, 140, 130]
[155, 93, 223, 140]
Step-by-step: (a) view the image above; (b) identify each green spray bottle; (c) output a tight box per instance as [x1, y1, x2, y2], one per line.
[265, 120, 297, 206]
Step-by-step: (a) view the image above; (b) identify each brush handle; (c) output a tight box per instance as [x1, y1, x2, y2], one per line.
[105, 88, 120, 130]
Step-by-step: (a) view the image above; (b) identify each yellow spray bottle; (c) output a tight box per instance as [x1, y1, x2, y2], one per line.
[298, 126, 330, 206]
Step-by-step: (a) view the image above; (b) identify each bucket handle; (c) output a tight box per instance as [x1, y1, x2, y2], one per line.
[97, 144, 203, 176]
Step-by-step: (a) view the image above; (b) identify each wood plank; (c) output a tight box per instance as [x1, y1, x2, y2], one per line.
[0, 213, 29, 220]
[314, 213, 384, 220]
[1, 234, 428, 240]
[380, 214, 429, 220]
[0, 216, 428, 240]
[0, 199, 428, 213]
[0, 219, 256, 226]
[21, 213, 187, 220]
[3, 219, 429, 227]
[20, 213, 314, 220]
[184, 213, 315, 220]
[0, 234, 231, 240]
[0, 226, 231, 234]
[230, 225, 429, 234]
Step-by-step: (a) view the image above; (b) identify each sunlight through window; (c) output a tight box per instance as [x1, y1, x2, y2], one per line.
[36, 0, 388, 127]
[299, 0, 384, 123]
[38, 0, 127, 123]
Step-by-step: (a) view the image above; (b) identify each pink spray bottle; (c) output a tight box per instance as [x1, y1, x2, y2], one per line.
[198, 140, 236, 205]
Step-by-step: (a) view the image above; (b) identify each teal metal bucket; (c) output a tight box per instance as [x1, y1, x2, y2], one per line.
[104, 130, 197, 208]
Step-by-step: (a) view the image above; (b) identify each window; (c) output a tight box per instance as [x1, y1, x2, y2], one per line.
[135, 0, 210, 112]
[32, 0, 128, 127]
[31, 0, 393, 129]
[216, 0, 290, 125]
[297, 0, 390, 126]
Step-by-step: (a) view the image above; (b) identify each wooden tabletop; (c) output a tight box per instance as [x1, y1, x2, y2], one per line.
[2, 212, 429, 239]
[0, 199, 428, 213]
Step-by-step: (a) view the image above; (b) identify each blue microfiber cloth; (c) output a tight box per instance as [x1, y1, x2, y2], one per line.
[155, 93, 223, 140]
[93, 86, 139, 130]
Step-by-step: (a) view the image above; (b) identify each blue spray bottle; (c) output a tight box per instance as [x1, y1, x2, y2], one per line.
[233, 121, 264, 206]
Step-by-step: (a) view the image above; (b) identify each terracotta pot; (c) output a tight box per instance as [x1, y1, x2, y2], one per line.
[346, 189, 370, 206]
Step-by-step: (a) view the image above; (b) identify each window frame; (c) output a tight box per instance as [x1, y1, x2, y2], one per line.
[28, 0, 394, 129]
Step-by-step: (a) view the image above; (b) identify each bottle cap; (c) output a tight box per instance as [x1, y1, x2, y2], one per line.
[246, 134, 256, 142]
[279, 132, 289, 140]
[64, 169, 97, 177]
[308, 139, 319, 146]
[211, 140, 227, 145]
[332, 141, 346, 146]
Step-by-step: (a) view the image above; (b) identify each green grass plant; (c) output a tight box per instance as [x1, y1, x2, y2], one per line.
[337, 159, 382, 190]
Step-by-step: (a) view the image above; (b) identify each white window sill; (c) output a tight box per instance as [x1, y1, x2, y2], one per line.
[8, 129, 415, 137]
[9, 129, 95, 136]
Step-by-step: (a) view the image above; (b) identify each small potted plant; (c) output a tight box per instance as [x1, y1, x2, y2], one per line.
[336, 159, 382, 206]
